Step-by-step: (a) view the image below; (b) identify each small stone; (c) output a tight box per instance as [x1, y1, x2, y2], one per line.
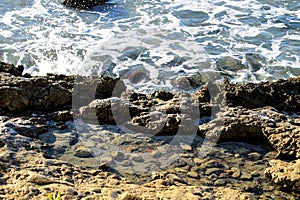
[201, 160, 223, 168]
[100, 157, 113, 165]
[219, 173, 230, 179]
[175, 167, 188, 173]
[240, 172, 252, 180]
[205, 168, 222, 175]
[208, 174, 218, 181]
[97, 143, 108, 150]
[111, 151, 125, 161]
[187, 171, 199, 179]
[121, 160, 132, 167]
[179, 153, 193, 158]
[151, 151, 161, 158]
[191, 166, 201, 173]
[74, 146, 92, 158]
[234, 153, 240, 158]
[193, 158, 203, 166]
[180, 143, 192, 151]
[248, 152, 261, 161]
[233, 147, 250, 155]
[132, 155, 144, 162]
[231, 167, 241, 178]
[214, 179, 226, 186]
[125, 146, 139, 153]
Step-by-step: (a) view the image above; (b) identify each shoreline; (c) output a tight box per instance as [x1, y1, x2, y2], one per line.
[0, 61, 300, 199]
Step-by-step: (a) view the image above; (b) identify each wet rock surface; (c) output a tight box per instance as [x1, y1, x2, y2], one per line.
[0, 62, 300, 199]
[61, 0, 109, 10]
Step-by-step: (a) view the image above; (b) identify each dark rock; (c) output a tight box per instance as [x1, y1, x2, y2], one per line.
[0, 62, 24, 76]
[223, 77, 300, 112]
[0, 73, 74, 113]
[62, 0, 108, 9]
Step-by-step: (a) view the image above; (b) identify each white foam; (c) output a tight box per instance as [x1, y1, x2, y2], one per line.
[0, 0, 299, 85]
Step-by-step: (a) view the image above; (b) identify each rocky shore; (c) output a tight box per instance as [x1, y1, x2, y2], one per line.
[0, 61, 300, 199]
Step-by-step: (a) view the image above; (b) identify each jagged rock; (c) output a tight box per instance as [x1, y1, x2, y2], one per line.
[223, 77, 300, 112]
[0, 62, 24, 77]
[61, 0, 108, 9]
[265, 159, 300, 193]
[198, 106, 300, 160]
[0, 73, 74, 113]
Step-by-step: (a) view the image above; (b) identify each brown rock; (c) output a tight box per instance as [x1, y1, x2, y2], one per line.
[265, 159, 300, 193]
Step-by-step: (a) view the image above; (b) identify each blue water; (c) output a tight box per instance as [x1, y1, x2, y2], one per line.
[0, 0, 299, 90]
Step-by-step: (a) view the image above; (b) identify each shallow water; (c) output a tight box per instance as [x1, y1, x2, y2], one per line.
[0, 0, 299, 91]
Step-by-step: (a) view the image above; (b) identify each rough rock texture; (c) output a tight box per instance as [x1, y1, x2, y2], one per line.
[223, 78, 300, 112]
[62, 0, 109, 9]
[0, 73, 74, 113]
[265, 159, 300, 193]
[0, 61, 24, 77]
[198, 107, 300, 159]
[0, 72, 123, 114]
[1, 62, 300, 198]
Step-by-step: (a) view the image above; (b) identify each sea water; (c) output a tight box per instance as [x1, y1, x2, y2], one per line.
[0, 0, 299, 91]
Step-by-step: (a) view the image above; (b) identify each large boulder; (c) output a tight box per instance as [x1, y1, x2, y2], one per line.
[61, 0, 109, 9]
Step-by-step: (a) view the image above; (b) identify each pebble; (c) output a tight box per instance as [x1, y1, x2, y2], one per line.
[187, 171, 199, 179]
[231, 167, 241, 178]
[233, 147, 251, 155]
[193, 158, 203, 166]
[132, 155, 144, 162]
[201, 160, 223, 168]
[111, 151, 125, 161]
[100, 157, 113, 165]
[248, 152, 261, 161]
[208, 174, 218, 181]
[121, 160, 132, 167]
[240, 172, 252, 180]
[74, 146, 92, 158]
[214, 179, 226, 186]
[205, 168, 222, 175]
[175, 167, 188, 173]
[180, 143, 192, 152]
[151, 151, 161, 158]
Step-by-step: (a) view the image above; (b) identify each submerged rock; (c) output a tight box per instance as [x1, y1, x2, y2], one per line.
[61, 0, 109, 9]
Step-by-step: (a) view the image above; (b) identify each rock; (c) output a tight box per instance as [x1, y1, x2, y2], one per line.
[205, 168, 222, 175]
[0, 73, 74, 113]
[231, 167, 241, 178]
[265, 159, 300, 193]
[193, 158, 203, 166]
[223, 77, 300, 112]
[187, 171, 199, 179]
[132, 155, 144, 162]
[180, 143, 193, 152]
[111, 151, 125, 161]
[247, 152, 261, 161]
[121, 160, 132, 167]
[0, 62, 24, 76]
[151, 151, 161, 158]
[214, 179, 226, 186]
[61, 0, 108, 9]
[216, 56, 246, 72]
[198, 106, 300, 160]
[74, 146, 93, 158]
[240, 172, 252, 180]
